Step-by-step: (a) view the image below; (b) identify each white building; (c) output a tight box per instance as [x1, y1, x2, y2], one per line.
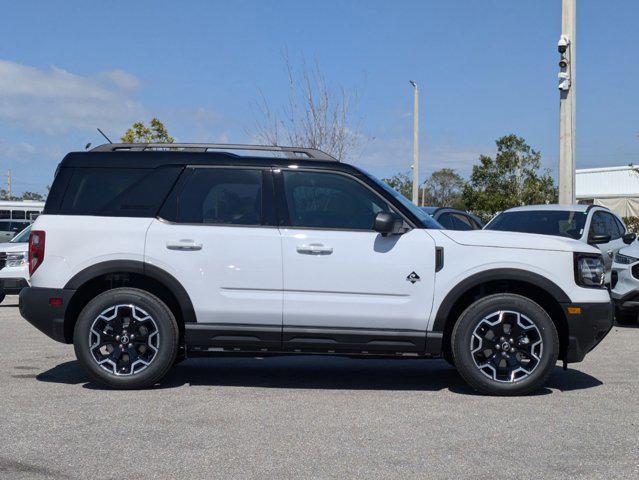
[576, 165, 639, 217]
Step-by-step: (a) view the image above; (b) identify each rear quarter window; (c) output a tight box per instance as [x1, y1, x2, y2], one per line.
[48, 166, 182, 217]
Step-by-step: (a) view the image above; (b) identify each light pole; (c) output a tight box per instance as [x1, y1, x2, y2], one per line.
[409, 80, 419, 205]
[558, 0, 576, 204]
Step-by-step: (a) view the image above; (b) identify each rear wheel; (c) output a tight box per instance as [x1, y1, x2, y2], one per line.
[73, 288, 178, 389]
[452, 294, 559, 396]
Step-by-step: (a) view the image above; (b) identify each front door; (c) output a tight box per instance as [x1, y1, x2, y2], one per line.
[277, 168, 436, 353]
[145, 166, 282, 349]
[588, 210, 626, 280]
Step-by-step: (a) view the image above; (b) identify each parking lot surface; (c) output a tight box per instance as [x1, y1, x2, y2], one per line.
[1, 296, 638, 479]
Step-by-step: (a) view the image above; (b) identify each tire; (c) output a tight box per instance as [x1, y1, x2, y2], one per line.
[452, 293, 559, 396]
[0, 292, 5, 304]
[73, 288, 179, 389]
[615, 307, 637, 325]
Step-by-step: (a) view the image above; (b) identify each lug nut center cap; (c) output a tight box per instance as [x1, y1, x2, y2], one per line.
[120, 335, 130, 344]
[501, 342, 510, 351]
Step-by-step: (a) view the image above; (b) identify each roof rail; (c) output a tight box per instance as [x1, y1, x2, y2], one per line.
[90, 143, 338, 161]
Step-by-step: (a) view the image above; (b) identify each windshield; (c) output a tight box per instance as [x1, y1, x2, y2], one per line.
[485, 210, 587, 239]
[360, 171, 442, 229]
[11, 225, 31, 243]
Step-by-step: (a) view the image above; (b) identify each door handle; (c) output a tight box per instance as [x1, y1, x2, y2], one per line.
[166, 240, 202, 251]
[296, 243, 333, 255]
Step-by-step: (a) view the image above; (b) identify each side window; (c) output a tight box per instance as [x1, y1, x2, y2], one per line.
[614, 216, 626, 235]
[437, 213, 456, 230]
[167, 168, 263, 225]
[281, 170, 394, 230]
[11, 210, 25, 220]
[590, 211, 620, 239]
[0, 210, 9, 219]
[452, 213, 475, 231]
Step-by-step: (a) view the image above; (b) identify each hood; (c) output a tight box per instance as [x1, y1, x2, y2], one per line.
[617, 241, 639, 259]
[0, 242, 28, 253]
[441, 229, 598, 253]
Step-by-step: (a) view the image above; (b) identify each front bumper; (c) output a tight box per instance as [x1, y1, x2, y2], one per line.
[19, 286, 76, 343]
[563, 301, 614, 363]
[0, 277, 29, 295]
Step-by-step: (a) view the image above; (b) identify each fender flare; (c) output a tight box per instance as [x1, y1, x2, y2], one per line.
[432, 268, 571, 332]
[64, 260, 196, 324]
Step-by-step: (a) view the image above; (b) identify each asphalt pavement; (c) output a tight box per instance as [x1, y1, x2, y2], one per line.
[1, 296, 637, 479]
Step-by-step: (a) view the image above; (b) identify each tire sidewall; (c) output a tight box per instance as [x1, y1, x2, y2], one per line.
[73, 288, 178, 389]
[452, 294, 559, 395]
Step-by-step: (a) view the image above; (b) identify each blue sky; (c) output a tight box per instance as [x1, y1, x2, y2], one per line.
[1, 0, 638, 195]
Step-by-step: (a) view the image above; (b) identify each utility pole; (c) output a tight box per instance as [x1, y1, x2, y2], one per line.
[5, 170, 11, 199]
[558, 0, 576, 204]
[409, 80, 419, 205]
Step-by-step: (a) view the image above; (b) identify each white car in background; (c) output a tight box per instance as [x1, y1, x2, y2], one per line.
[0, 226, 31, 303]
[484, 204, 635, 282]
[611, 241, 639, 323]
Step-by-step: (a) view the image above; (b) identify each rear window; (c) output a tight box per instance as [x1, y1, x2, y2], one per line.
[49, 166, 182, 217]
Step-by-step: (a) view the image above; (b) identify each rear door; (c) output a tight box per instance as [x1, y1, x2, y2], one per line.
[144, 166, 283, 349]
[276, 168, 436, 353]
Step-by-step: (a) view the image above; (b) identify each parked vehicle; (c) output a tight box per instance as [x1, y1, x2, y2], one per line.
[610, 241, 639, 323]
[0, 226, 31, 303]
[484, 204, 635, 282]
[419, 207, 483, 230]
[0, 200, 44, 242]
[19, 143, 613, 395]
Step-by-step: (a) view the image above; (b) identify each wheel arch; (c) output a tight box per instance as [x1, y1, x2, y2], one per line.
[434, 269, 571, 361]
[63, 260, 195, 343]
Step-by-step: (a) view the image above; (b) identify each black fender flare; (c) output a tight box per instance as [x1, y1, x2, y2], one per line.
[432, 268, 571, 332]
[64, 260, 196, 324]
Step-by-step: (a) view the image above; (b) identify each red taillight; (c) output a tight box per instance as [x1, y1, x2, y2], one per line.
[29, 230, 45, 276]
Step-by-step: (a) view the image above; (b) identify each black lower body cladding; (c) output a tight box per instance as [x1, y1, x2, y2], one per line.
[562, 301, 614, 363]
[19, 287, 75, 343]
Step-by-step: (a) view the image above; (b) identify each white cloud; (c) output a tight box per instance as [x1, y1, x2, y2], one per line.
[0, 60, 144, 134]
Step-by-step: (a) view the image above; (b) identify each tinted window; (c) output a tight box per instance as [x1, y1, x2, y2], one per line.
[59, 167, 181, 217]
[166, 168, 262, 225]
[590, 211, 621, 240]
[11, 210, 25, 219]
[10, 221, 29, 232]
[0, 221, 10, 232]
[486, 210, 587, 239]
[0, 210, 9, 219]
[282, 170, 393, 230]
[452, 213, 475, 230]
[614, 216, 626, 235]
[437, 213, 456, 229]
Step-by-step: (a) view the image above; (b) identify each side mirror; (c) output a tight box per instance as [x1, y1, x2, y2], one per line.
[373, 212, 401, 236]
[588, 233, 611, 245]
[622, 233, 636, 244]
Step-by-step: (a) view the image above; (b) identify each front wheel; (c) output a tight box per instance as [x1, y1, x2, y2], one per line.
[73, 288, 179, 389]
[452, 294, 559, 396]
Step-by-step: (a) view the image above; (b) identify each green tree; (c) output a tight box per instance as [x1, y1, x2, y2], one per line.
[382, 171, 412, 199]
[21, 191, 45, 201]
[422, 168, 466, 208]
[462, 134, 557, 217]
[121, 118, 174, 143]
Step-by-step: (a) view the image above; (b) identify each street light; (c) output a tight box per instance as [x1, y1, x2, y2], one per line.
[409, 81, 419, 205]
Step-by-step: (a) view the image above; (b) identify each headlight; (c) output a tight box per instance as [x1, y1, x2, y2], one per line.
[5, 252, 27, 268]
[614, 252, 638, 265]
[574, 254, 605, 288]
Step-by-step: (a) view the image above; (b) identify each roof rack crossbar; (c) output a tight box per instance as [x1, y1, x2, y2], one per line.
[90, 143, 338, 161]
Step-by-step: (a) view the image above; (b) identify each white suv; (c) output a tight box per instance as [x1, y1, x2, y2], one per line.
[19, 144, 613, 395]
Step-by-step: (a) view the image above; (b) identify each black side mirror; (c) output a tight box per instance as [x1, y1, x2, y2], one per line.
[622, 233, 636, 244]
[588, 233, 611, 245]
[373, 212, 401, 236]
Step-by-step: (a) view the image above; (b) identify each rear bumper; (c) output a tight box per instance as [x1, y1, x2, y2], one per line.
[19, 286, 75, 343]
[0, 277, 29, 295]
[563, 301, 614, 363]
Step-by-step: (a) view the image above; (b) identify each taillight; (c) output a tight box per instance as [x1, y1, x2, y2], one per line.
[29, 230, 46, 275]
